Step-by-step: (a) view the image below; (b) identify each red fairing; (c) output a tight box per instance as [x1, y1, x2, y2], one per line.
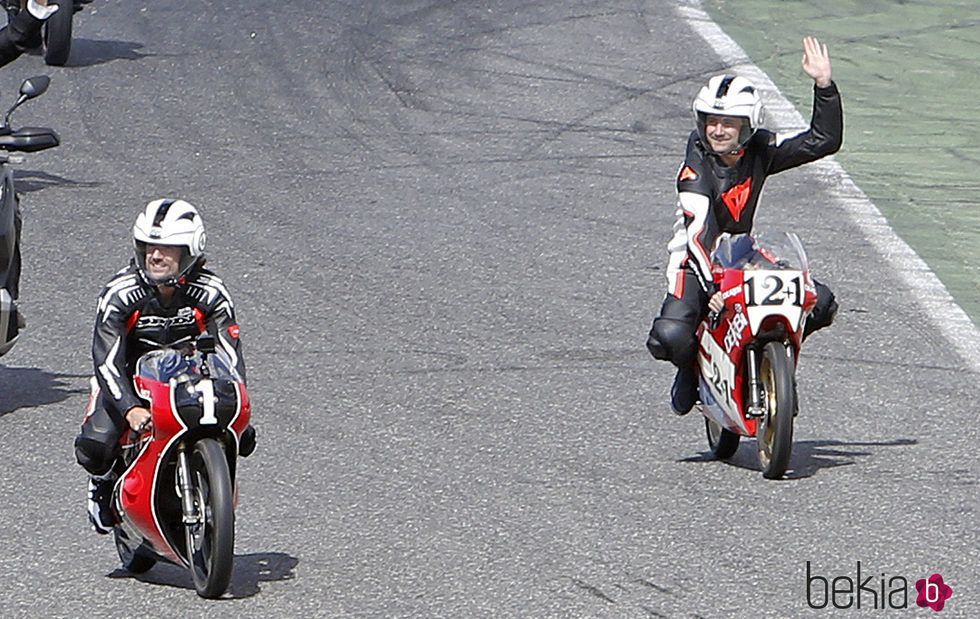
[721, 268, 744, 302]
[693, 231, 821, 479]
[710, 270, 757, 434]
[140, 376, 185, 439]
[120, 376, 183, 563]
[118, 359, 250, 566]
[232, 383, 251, 437]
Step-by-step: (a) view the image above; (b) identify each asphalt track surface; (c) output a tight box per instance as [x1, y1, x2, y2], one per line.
[0, 1, 976, 616]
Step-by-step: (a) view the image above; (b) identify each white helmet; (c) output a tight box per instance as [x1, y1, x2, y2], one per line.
[132, 199, 206, 284]
[692, 75, 764, 153]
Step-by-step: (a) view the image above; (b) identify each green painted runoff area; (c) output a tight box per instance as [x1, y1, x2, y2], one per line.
[704, 0, 979, 327]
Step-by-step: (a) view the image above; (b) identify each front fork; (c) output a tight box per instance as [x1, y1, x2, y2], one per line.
[746, 341, 799, 418]
[746, 347, 765, 418]
[176, 446, 200, 525]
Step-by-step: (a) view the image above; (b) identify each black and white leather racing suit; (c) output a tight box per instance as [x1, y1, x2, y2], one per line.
[647, 82, 843, 368]
[74, 262, 246, 475]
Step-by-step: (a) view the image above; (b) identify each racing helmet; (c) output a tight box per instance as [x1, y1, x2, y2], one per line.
[692, 75, 764, 153]
[132, 199, 206, 285]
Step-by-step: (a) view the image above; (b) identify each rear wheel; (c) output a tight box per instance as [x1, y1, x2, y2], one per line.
[756, 341, 796, 479]
[114, 530, 156, 574]
[184, 438, 235, 598]
[705, 417, 740, 459]
[42, 0, 73, 66]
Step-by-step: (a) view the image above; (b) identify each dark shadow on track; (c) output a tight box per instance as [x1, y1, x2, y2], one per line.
[107, 552, 298, 599]
[13, 169, 102, 194]
[680, 438, 917, 479]
[60, 39, 154, 67]
[0, 365, 85, 416]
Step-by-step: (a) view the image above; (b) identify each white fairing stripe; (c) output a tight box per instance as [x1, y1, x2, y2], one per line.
[230, 382, 243, 426]
[229, 382, 244, 451]
[697, 328, 748, 433]
[147, 381, 192, 564]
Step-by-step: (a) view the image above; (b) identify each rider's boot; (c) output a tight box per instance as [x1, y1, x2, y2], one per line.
[87, 474, 117, 534]
[670, 365, 698, 416]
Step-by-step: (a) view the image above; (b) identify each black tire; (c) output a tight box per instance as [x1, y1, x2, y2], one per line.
[42, 0, 73, 66]
[114, 530, 157, 574]
[756, 341, 796, 479]
[705, 417, 740, 459]
[184, 438, 235, 598]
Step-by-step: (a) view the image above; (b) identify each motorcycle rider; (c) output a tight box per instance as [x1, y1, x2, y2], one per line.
[0, 1, 59, 66]
[74, 199, 256, 534]
[646, 36, 842, 415]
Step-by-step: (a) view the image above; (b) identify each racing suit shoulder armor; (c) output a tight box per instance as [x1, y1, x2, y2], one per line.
[181, 268, 236, 311]
[96, 267, 151, 318]
[676, 133, 714, 197]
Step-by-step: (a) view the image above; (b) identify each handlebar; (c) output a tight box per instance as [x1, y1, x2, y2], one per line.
[0, 127, 59, 153]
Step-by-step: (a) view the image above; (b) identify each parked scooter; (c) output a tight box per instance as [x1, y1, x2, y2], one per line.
[0, 74, 58, 356]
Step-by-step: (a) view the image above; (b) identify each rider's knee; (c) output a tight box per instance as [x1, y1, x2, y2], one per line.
[649, 315, 698, 367]
[648, 293, 701, 365]
[804, 282, 838, 339]
[74, 434, 119, 476]
[74, 410, 122, 476]
[646, 326, 670, 361]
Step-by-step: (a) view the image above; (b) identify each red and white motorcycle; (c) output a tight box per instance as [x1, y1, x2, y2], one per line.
[109, 335, 251, 598]
[696, 232, 817, 479]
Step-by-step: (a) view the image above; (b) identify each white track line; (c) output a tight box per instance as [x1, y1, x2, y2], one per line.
[676, 0, 980, 373]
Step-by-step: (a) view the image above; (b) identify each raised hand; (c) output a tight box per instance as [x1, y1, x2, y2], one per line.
[802, 36, 832, 88]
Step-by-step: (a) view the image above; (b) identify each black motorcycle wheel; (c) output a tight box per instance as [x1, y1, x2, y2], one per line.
[42, 0, 73, 66]
[113, 530, 157, 574]
[705, 417, 740, 459]
[184, 438, 235, 598]
[756, 341, 796, 479]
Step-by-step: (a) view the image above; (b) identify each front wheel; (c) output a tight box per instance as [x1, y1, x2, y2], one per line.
[42, 0, 73, 66]
[184, 438, 235, 598]
[705, 417, 740, 459]
[756, 341, 796, 479]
